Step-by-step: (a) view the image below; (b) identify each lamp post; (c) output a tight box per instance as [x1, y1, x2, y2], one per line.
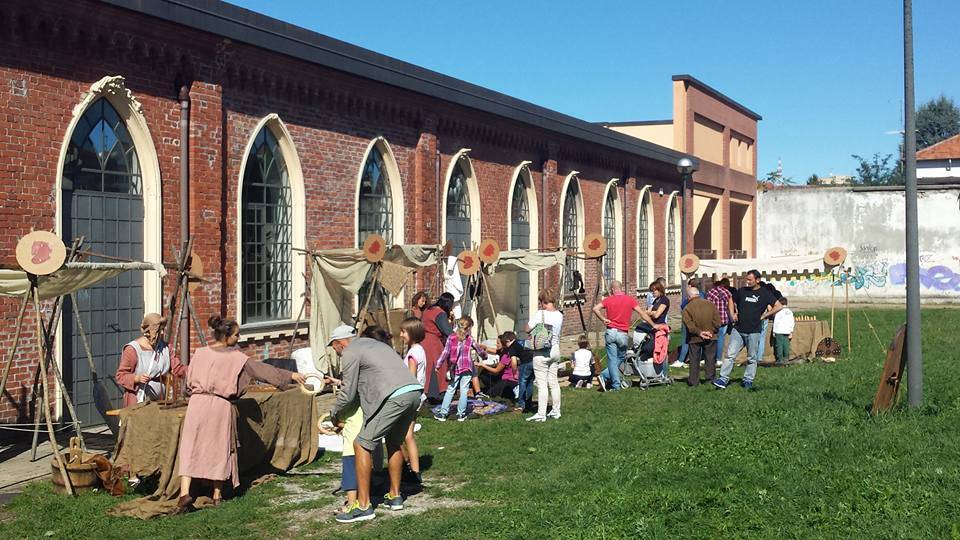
[676, 157, 697, 264]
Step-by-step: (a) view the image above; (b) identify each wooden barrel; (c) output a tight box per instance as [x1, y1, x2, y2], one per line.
[50, 454, 100, 493]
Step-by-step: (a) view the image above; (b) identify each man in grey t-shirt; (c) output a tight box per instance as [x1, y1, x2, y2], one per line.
[326, 325, 422, 523]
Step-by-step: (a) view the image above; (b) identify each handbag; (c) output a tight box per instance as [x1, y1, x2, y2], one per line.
[525, 311, 554, 351]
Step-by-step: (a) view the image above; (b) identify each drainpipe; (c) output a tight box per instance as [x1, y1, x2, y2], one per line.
[622, 177, 628, 291]
[435, 145, 441, 292]
[179, 86, 190, 363]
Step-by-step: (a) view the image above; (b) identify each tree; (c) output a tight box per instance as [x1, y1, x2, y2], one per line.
[851, 153, 903, 186]
[807, 174, 820, 185]
[916, 95, 960, 149]
[763, 168, 792, 186]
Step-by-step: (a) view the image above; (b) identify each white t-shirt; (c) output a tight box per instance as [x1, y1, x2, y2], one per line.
[572, 348, 593, 376]
[528, 309, 564, 357]
[773, 308, 795, 335]
[404, 344, 427, 399]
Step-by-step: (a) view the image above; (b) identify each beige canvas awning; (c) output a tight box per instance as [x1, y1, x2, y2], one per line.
[308, 245, 442, 374]
[476, 248, 566, 339]
[0, 261, 165, 300]
[684, 254, 830, 280]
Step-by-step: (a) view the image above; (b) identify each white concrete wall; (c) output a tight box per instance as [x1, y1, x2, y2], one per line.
[757, 186, 960, 303]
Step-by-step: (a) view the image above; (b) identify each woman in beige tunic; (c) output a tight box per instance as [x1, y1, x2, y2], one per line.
[175, 316, 305, 511]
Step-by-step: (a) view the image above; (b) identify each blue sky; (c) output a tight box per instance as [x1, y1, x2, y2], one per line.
[232, 0, 958, 181]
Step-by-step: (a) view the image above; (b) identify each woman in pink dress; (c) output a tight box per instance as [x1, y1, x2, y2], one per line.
[174, 316, 305, 512]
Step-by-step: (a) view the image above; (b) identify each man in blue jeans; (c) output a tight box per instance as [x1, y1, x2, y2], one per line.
[502, 331, 536, 411]
[715, 270, 782, 390]
[592, 280, 654, 391]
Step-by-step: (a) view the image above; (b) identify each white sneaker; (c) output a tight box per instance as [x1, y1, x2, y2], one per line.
[585, 383, 593, 389]
[526, 414, 546, 422]
[670, 361, 685, 368]
[547, 410, 561, 419]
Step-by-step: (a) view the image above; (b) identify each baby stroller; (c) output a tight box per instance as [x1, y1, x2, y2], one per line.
[620, 323, 672, 389]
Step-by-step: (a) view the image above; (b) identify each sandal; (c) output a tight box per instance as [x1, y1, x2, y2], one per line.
[171, 495, 194, 515]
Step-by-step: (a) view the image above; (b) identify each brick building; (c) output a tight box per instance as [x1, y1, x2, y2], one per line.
[601, 75, 762, 262]
[0, 0, 759, 424]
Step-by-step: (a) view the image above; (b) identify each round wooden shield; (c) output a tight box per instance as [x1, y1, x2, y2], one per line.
[362, 234, 387, 263]
[823, 247, 847, 267]
[478, 239, 501, 265]
[583, 233, 607, 259]
[679, 253, 701, 275]
[457, 250, 481, 276]
[815, 337, 842, 362]
[16, 231, 67, 275]
[186, 253, 204, 293]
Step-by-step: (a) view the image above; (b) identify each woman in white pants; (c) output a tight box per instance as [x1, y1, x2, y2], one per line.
[527, 289, 564, 422]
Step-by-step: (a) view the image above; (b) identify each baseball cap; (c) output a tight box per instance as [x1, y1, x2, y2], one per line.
[327, 324, 357, 346]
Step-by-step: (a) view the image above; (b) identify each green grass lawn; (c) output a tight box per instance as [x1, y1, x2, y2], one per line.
[3, 308, 960, 539]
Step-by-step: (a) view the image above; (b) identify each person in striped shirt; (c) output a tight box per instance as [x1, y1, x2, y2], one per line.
[706, 277, 736, 364]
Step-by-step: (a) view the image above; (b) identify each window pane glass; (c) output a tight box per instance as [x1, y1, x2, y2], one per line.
[603, 189, 617, 283]
[357, 146, 393, 246]
[638, 193, 649, 287]
[563, 180, 580, 293]
[64, 98, 141, 195]
[241, 127, 292, 323]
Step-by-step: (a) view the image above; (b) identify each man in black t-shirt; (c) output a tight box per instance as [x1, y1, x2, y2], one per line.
[756, 281, 783, 360]
[502, 331, 536, 412]
[715, 270, 782, 390]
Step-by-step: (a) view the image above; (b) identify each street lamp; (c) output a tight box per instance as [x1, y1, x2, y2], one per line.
[676, 157, 697, 263]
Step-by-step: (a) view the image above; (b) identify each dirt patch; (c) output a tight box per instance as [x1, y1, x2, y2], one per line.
[279, 476, 477, 534]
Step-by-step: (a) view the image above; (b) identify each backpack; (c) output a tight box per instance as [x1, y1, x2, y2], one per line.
[525, 311, 554, 351]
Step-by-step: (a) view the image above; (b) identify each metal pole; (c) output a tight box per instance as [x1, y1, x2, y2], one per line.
[179, 86, 191, 366]
[903, 0, 922, 406]
[681, 173, 689, 263]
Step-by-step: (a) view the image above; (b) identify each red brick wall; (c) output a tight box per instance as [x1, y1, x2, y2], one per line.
[0, 0, 682, 421]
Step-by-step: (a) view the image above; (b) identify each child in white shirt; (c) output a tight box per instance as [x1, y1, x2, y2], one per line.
[772, 297, 795, 364]
[568, 335, 594, 389]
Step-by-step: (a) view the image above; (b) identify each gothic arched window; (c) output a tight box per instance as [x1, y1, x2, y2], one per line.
[241, 127, 292, 323]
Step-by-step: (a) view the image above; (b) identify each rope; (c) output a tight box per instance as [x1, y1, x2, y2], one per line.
[861, 309, 887, 353]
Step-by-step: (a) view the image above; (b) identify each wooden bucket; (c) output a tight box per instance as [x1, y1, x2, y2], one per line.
[50, 438, 101, 493]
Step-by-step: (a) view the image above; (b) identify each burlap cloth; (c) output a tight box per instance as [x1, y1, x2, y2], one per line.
[735, 319, 831, 364]
[109, 388, 318, 519]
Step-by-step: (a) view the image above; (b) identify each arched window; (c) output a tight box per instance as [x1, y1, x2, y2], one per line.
[637, 190, 651, 288]
[511, 175, 531, 329]
[446, 162, 472, 252]
[357, 146, 393, 245]
[63, 98, 141, 194]
[602, 186, 618, 283]
[667, 195, 678, 285]
[562, 178, 582, 293]
[241, 127, 292, 323]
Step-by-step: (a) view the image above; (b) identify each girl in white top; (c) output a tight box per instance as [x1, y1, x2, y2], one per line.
[569, 334, 594, 389]
[526, 289, 564, 422]
[399, 317, 426, 484]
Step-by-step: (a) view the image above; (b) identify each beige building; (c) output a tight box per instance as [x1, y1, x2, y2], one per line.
[601, 75, 761, 262]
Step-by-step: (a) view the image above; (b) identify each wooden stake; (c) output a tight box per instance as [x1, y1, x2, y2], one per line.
[479, 268, 501, 338]
[0, 290, 30, 399]
[830, 268, 836, 337]
[31, 281, 73, 495]
[845, 271, 852, 352]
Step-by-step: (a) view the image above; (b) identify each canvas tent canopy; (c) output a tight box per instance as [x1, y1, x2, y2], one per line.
[681, 251, 844, 281]
[307, 245, 569, 374]
[476, 248, 566, 339]
[308, 245, 442, 374]
[0, 261, 165, 300]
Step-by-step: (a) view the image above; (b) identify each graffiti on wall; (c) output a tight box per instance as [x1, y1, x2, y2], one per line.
[786, 261, 889, 291]
[779, 254, 960, 296]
